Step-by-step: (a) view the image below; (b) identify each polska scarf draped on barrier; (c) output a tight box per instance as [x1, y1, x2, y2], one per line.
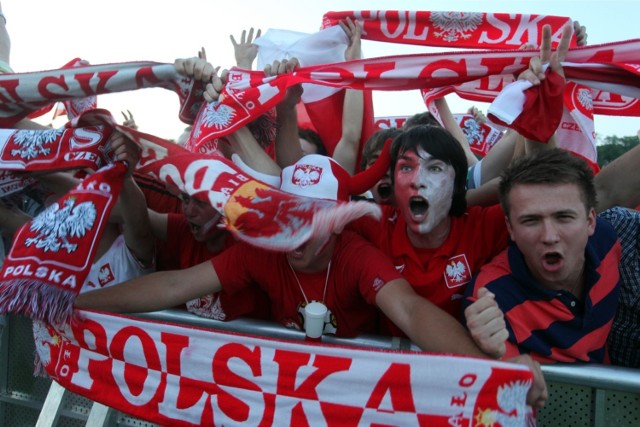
[34, 309, 537, 427]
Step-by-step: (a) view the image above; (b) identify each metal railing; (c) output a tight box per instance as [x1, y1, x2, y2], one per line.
[1, 310, 639, 426]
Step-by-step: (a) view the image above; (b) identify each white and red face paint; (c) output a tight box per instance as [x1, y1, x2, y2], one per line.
[393, 148, 455, 235]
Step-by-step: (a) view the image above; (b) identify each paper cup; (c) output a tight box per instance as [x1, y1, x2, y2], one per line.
[304, 302, 327, 339]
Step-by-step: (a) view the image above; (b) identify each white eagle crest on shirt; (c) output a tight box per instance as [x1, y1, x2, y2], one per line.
[10, 128, 64, 160]
[430, 12, 483, 42]
[25, 198, 97, 253]
[446, 260, 467, 283]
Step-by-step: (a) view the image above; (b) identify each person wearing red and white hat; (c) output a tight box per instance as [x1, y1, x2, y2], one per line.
[77, 153, 503, 356]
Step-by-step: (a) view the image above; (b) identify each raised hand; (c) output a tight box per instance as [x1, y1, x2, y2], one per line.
[518, 23, 573, 85]
[230, 27, 262, 69]
[121, 110, 137, 130]
[340, 17, 362, 61]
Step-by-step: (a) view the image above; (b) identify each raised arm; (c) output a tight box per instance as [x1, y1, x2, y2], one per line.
[595, 143, 640, 212]
[434, 97, 479, 167]
[332, 18, 364, 174]
[520, 24, 573, 152]
[225, 126, 281, 176]
[271, 58, 305, 167]
[378, 279, 547, 408]
[0, 4, 10, 71]
[110, 132, 155, 268]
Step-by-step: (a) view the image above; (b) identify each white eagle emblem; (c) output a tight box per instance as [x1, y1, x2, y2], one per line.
[25, 197, 97, 253]
[10, 128, 64, 160]
[430, 12, 483, 42]
[577, 87, 593, 111]
[446, 260, 467, 283]
[32, 320, 61, 369]
[194, 101, 237, 137]
[462, 118, 486, 147]
[292, 165, 321, 187]
[475, 380, 531, 427]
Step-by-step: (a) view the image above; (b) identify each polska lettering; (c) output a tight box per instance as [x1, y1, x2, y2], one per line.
[324, 11, 571, 49]
[2, 263, 77, 288]
[43, 311, 519, 427]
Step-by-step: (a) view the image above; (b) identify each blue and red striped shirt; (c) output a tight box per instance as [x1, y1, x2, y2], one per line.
[463, 217, 621, 364]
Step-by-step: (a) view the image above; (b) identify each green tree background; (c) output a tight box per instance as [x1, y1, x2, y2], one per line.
[597, 134, 639, 167]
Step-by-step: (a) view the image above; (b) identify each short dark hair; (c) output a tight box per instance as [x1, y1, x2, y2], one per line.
[498, 148, 597, 218]
[361, 128, 403, 170]
[404, 111, 441, 130]
[298, 127, 327, 156]
[391, 125, 468, 216]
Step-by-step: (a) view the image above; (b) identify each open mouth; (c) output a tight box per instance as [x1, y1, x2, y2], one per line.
[188, 222, 201, 234]
[543, 252, 562, 264]
[409, 196, 429, 217]
[542, 252, 564, 272]
[289, 243, 307, 259]
[377, 183, 392, 200]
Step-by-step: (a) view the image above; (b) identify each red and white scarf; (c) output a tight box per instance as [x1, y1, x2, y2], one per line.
[320, 11, 639, 163]
[323, 10, 574, 49]
[34, 309, 535, 427]
[188, 40, 640, 152]
[0, 162, 126, 324]
[26, 58, 98, 122]
[0, 61, 203, 128]
[0, 110, 380, 324]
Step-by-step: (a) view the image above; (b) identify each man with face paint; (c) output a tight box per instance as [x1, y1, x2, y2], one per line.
[77, 154, 518, 362]
[463, 149, 621, 364]
[351, 125, 510, 339]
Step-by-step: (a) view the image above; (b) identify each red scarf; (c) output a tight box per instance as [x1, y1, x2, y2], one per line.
[188, 40, 640, 152]
[317, 11, 639, 163]
[0, 162, 126, 324]
[323, 10, 574, 49]
[0, 110, 381, 324]
[0, 61, 204, 128]
[34, 309, 535, 427]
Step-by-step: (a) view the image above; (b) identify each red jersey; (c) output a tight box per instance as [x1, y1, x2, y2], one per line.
[163, 213, 270, 321]
[212, 231, 402, 338]
[351, 204, 509, 335]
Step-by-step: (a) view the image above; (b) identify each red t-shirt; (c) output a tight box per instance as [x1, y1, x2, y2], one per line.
[351, 205, 509, 335]
[163, 213, 270, 321]
[211, 231, 402, 338]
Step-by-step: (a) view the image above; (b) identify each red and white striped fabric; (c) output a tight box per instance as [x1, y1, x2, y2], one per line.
[34, 309, 536, 427]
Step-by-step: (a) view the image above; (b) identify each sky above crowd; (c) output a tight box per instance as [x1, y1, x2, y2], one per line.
[4, 0, 639, 140]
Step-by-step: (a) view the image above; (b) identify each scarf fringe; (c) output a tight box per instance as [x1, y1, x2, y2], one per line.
[0, 280, 76, 325]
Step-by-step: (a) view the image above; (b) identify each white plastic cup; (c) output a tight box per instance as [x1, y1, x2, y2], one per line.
[304, 302, 327, 340]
